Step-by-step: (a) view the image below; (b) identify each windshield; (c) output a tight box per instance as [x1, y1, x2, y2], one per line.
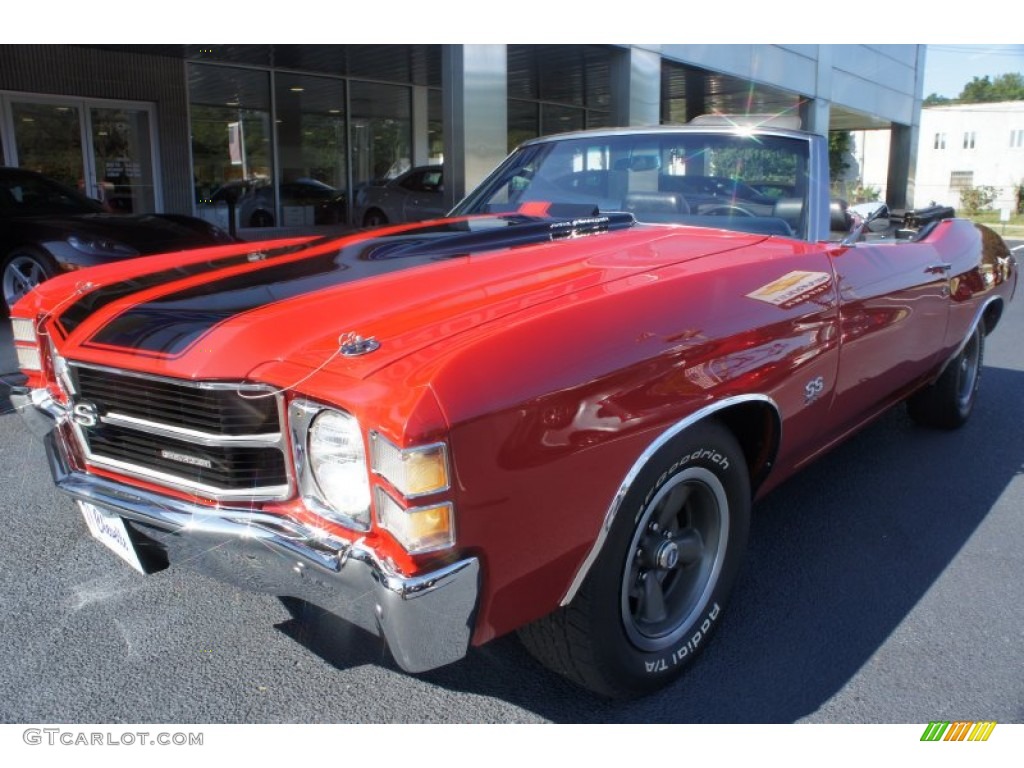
[454, 131, 812, 240]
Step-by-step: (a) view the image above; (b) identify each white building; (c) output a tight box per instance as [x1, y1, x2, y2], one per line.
[914, 101, 1024, 211]
[853, 101, 1024, 212]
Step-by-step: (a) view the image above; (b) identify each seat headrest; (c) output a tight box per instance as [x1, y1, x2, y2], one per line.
[623, 191, 688, 215]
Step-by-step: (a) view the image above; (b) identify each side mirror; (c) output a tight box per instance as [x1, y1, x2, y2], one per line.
[840, 200, 891, 245]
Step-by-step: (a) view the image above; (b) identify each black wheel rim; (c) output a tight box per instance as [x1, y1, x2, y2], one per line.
[620, 466, 728, 651]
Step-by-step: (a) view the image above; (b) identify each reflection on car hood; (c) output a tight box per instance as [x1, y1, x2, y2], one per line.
[8, 213, 224, 253]
[36, 214, 775, 383]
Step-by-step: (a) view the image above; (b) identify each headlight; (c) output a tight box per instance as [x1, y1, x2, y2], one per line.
[67, 235, 139, 258]
[307, 409, 371, 529]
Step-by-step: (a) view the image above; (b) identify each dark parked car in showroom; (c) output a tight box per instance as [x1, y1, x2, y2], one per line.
[206, 177, 347, 229]
[1, 167, 235, 313]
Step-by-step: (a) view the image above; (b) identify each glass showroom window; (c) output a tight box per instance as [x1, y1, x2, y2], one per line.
[189, 64, 274, 232]
[10, 101, 83, 189]
[508, 100, 540, 153]
[91, 107, 156, 214]
[428, 88, 444, 165]
[274, 73, 348, 227]
[350, 81, 411, 187]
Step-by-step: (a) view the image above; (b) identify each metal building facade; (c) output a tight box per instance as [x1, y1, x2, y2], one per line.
[0, 44, 926, 227]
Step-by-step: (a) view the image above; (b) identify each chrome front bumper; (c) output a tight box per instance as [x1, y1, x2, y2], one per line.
[13, 387, 480, 674]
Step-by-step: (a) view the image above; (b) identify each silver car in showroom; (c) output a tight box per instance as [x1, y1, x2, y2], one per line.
[354, 165, 445, 228]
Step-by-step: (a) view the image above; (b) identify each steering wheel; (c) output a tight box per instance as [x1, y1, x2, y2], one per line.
[703, 204, 755, 217]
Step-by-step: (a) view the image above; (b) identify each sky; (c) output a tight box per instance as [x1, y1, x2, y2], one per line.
[923, 44, 1024, 99]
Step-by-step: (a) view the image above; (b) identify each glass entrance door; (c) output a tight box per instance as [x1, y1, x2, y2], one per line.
[2, 94, 160, 213]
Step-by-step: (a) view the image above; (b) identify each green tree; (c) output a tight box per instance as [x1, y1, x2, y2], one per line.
[828, 131, 851, 182]
[958, 73, 1024, 103]
[923, 92, 952, 106]
[959, 185, 997, 215]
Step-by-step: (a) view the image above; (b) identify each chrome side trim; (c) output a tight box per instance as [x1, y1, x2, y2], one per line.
[935, 295, 1002, 378]
[560, 394, 780, 607]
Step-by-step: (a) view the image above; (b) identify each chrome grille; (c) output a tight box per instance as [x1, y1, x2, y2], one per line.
[69, 363, 289, 500]
[73, 365, 278, 435]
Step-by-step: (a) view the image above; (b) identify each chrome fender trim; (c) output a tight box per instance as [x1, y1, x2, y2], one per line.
[936, 294, 1003, 378]
[560, 394, 780, 606]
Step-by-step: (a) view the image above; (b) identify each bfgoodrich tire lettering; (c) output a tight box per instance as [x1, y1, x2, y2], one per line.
[907, 324, 984, 430]
[518, 420, 751, 697]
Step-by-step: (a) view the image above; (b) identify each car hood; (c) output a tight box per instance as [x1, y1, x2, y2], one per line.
[34, 214, 771, 383]
[14, 212, 226, 253]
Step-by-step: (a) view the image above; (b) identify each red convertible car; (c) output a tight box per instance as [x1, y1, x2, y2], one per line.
[10, 117, 1017, 697]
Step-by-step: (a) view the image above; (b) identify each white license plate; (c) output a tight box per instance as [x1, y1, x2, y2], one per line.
[77, 500, 145, 574]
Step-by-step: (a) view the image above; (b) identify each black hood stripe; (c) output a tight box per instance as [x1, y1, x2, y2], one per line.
[78, 214, 635, 358]
[56, 238, 331, 336]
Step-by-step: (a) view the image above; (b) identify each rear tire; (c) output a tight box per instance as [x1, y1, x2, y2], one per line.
[249, 209, 274, 228]
[363, 209, 388, 228]
[907, 324, 984, 430]
[519, 420, 750, 697]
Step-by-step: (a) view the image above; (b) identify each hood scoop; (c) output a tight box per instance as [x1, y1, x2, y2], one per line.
[361, 212, 636, 262]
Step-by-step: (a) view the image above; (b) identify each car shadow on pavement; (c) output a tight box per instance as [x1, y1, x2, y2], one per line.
[273, 597, 401, 672]
[282, 366, 1024, 723]
[0, 374, 27, 417]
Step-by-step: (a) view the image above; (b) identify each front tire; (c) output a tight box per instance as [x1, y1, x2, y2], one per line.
[907, 324, 984, 429]
[519, 420, 751, 697]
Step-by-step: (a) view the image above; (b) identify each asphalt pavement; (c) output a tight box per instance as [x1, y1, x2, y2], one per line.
[0, 244, 1022, 724]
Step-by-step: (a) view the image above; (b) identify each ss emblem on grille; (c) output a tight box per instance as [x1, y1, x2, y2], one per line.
[71, 401, 100, 428]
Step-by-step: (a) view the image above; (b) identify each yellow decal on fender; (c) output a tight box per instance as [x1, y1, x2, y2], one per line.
[746, 270, 833, 309]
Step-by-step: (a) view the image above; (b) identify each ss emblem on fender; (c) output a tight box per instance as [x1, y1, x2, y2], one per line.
[72, 401, 100, 428]
[804, 376, 826, 405]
